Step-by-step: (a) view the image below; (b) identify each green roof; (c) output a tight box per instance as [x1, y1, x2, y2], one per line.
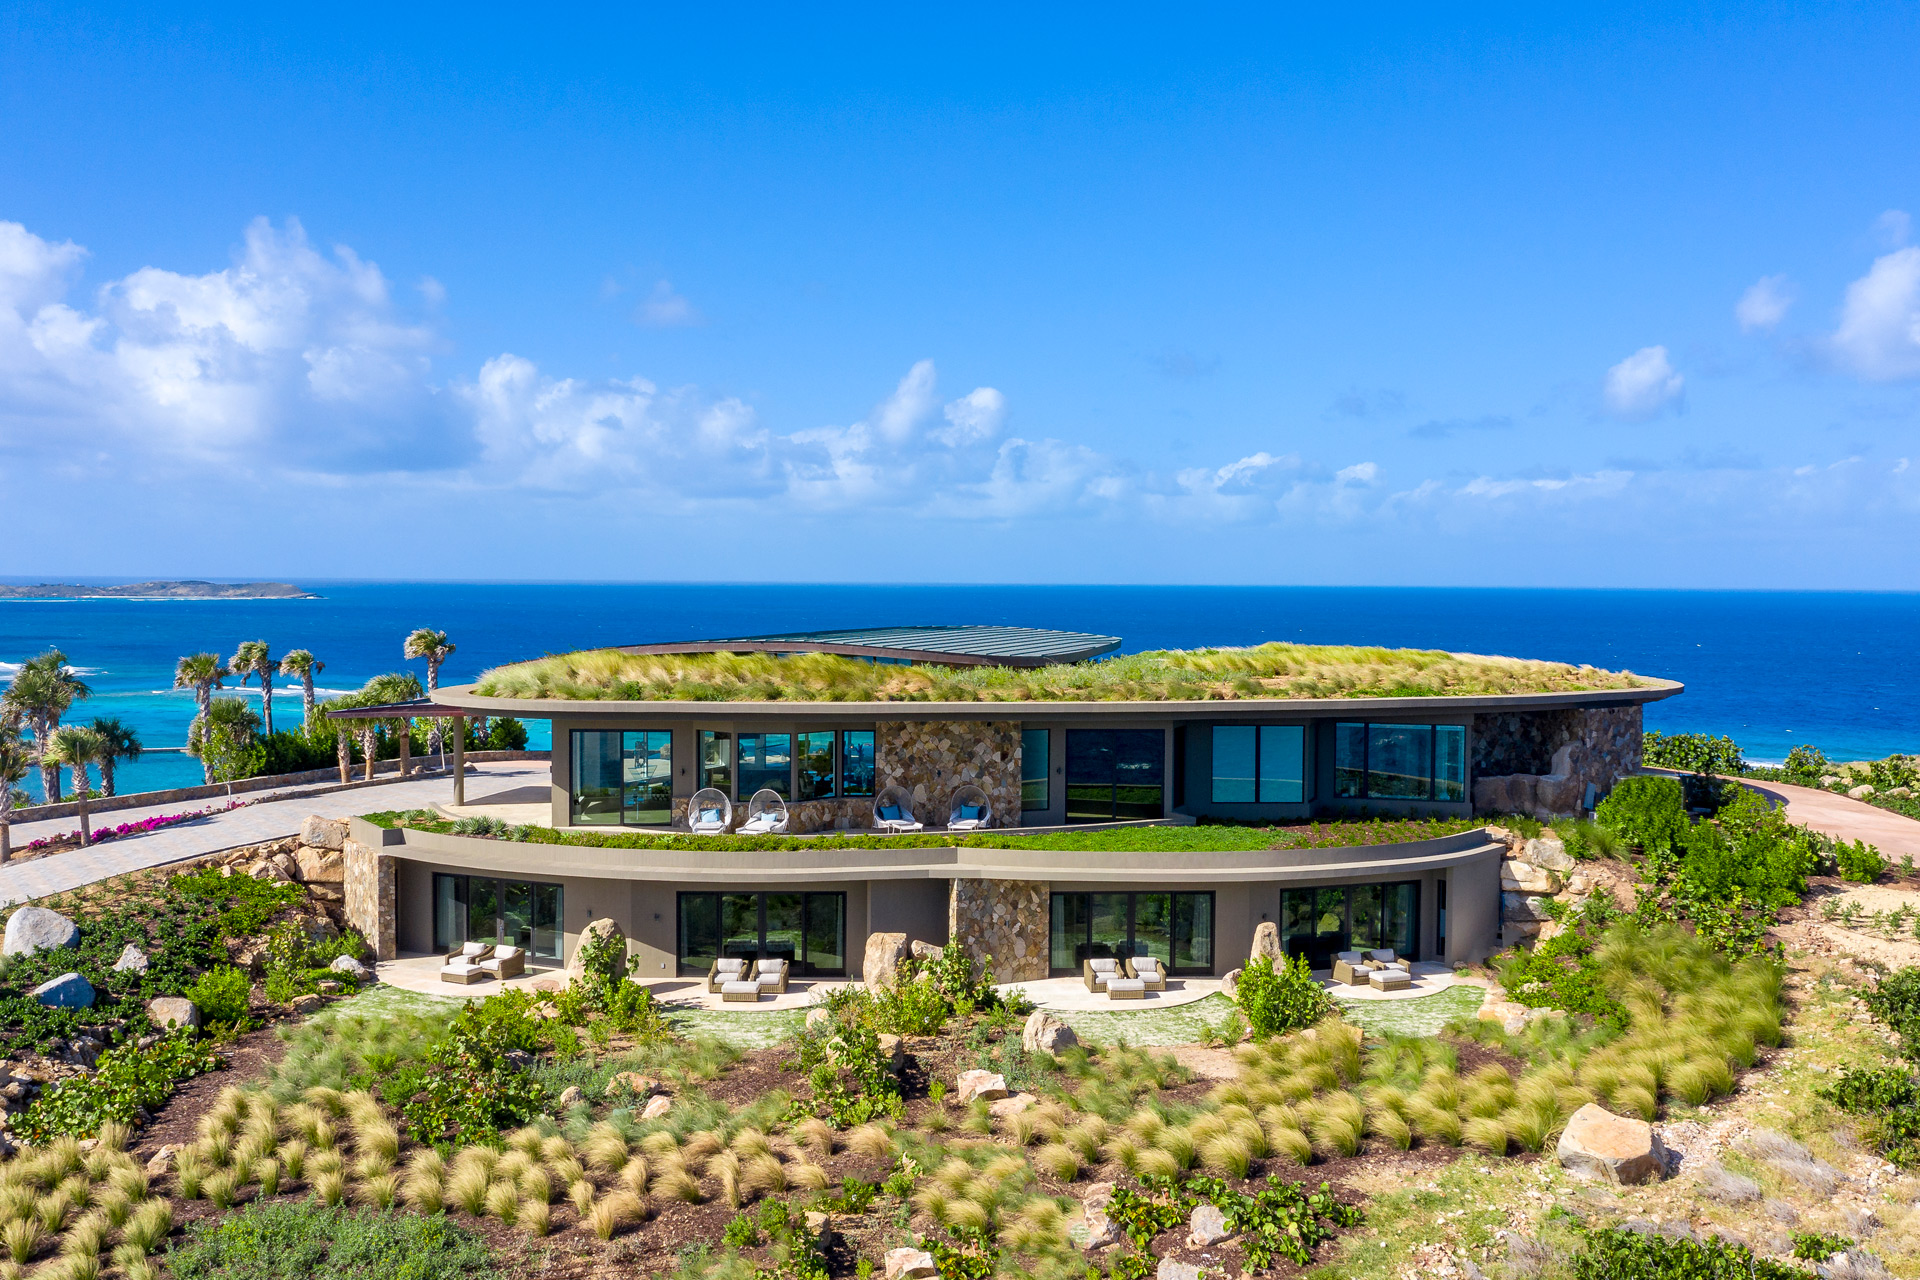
[619, 625, 1122, 667]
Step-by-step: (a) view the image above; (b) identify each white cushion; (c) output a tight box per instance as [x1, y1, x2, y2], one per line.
[757, 973, 783, 988]
[491, 946, 521, 961]
[1089, 958, 1118, 973]
[443, 961, 481, 976]
[715, 958, 745, 973]
[1374, 966, 1410, 979]
[1335, 951, 1365, 963]
[756, 959, 784, 976]
[460, 942, 490, 958]
[1134, 957, 1163, 971]
[1368, 949, 1397, 964]
[1107, 978, 1146, 993]
[721, 980, 760, 995]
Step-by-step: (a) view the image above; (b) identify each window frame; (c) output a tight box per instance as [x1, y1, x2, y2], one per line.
[839, 730, 876, 798]
[1333, 721, 1470, 803]
[674, 890, 848, 977]
[1209, 723, 1309, 805]
[1046, 890, 1215, 976]
[796, 730, 836, 801]
[432, 872, 564, 961]
[1021, 728, 1050, 812]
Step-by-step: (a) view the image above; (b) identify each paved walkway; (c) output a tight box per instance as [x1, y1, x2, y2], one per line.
[1739, 777, 1920, 860]
[0, 763, 550, 907]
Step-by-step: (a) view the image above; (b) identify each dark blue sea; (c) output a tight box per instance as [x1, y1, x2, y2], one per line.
[2, 584, 1914, 802]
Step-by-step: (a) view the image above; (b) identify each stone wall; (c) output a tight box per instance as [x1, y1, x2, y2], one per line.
[949, 878, 1050, 983]
[877, 720, 1022, 828]
[1471, 706, 1643, 818]
[342, 838, 397, 961]
[669, 796, 878, 834]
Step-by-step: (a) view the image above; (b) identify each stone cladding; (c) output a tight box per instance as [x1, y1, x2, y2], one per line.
[949, 878, 1050, 983]
[342, 837, 397, 960]
[668, 796, 878, 834]
[877, 720, 1022, 828]
[1470, 706, 1643, 818]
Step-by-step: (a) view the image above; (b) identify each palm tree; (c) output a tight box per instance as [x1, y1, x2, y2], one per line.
[3, 650, 92, 803]
[174, 653, 229, 782]
[88, 717, 144, 797]
[361, 672, 424, 780]
[282, 649, 324, 727]
[230, 641, 282, 736]
[47, 726, 105, 846]
[403, 629, 456, 757]
[0, 710, 30, 863]
[189, 697, 263, 795]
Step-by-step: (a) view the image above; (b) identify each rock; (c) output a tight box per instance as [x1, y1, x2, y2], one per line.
[3, 907, 79, 957]
[268, 851, 302, 881]
[884, 1248, 939, 1280]
[805, 1210, 833, 1247]
[1557, 1103, 1669, 1185]
[641, 1094, 672, 1120]
[1022, 1010, 1078, 1056]
[147, 996, 201, 1031]
[805, 1006, 832, 1032]
[1074, 1205, 1121, 1250]
[609, 1072, 661, 1097]
[30, 973, 94, 1009]
[1156, 1261, 1202, 1280]
[289, 994, 323, 1015]
[988, 1092, 1037, 1121]
[301, 815, 350, 850]
[61, 1037, 104, 1068]
[250, 860, 292, 883]
[1249, 920, 1283, 962]
[295, 846, 346, 884]
[1503, 892, 1554, 923]
[1501, 860, 1564, 895]
[876, 1034, 906, 1073]
[329, 954, 371, 981]
[557, 1086, 584, 1106]
[1525, 834, 1577, 872]
[863, 932, 909, 989]
[956, 1070, 1009, 1104]
[112, 944, 149, 974]
[1849, 785, 1877, 801]
[909, 939, 943, 960]
[145, 1145, 177, 1175]
[1187, 1202, 1233, 1247]
[504, 1050, 535, 1071]
[1221, 968, 1241, 1000]
[317, 980, 342, 995]
[566, 919, 627, 979]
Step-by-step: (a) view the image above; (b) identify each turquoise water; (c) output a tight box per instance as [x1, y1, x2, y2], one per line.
[2, 583, 1914, 801]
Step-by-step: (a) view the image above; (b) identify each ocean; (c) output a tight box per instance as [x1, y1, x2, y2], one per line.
[2, 583, 1915, 802]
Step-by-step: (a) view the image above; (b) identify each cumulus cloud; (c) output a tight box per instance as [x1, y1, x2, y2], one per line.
[1831, 247, 1920, 380]
[634, 279, 700, 328]
[932, 386, 1006, 447]
[1735, 275, 1793, 332]
[1603, 345, 1685, 420]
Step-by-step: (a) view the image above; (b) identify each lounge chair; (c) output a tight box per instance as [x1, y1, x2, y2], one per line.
[708, 956, 749, 993]
[946, 784, 991, 832]
[479, 945, 525, 980]
[1083, 957, 1121, 992]
[1367, 949, 1399, 966]
[442, 941, 494, 985]
[873, 785, 923, 833]
[688, 787, 732, 835]
[738, 789, 789, 835]
[1126, 955, 1168, 992]
[1330, 950, 1376, 986]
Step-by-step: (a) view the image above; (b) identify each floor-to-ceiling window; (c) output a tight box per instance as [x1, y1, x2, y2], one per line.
[1021, 728, 1050, 812]
[433, 873, 563, 960]
[1210, 725, 1307, 804]
[699, 731, 732, 794]
[1065, 729, 1165, 822]
[840, 731, 876, 798]
[797, 732, 835, 801]
[736, 733, 792, 799]
[1277, 882, 1418, 969]
[571, 729, 672, 826]
[1334, 724, 1468, 802]
[1048, 891, 1213, 974]
[676, 892, 847, 976]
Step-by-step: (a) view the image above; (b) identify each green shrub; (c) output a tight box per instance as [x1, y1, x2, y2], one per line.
[170, 870, 306, 938]
[188, 967, 252, 1028]
[398, 994, 548, 1145]
[1236, 954, 1334, 1039]
[1642, 732, 1745, 777]
[164, 1199, 503, 1280]
[1836, 839, 1887, 884]
[18, 1033, 223, 1141]
[1863, 968, 1920, 1061]
[1595, 776, 1689, 857]
[1570, 1226, 1811, 1279]
[266, 1010, 453, 1102]
[1494, 922, 1628, 1028]
[1782, 745, 1831, 787]
[1790, 1233, 1853, 1263]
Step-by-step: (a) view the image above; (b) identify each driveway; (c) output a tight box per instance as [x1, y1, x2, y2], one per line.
[1739, 777, 1920, 861]
[0, 762, 551, 907]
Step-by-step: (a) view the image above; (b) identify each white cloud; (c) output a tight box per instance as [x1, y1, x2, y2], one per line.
[871, 359, 938, 442]
[0, 221, 86, 315]
[1735, 274, 1793, 331]
[1831, 247, 1920, 380]
[1876, 209, 1912, 249]
[932, 386, 1006, 447]
[1603, 345, 1684, 420]
[634, 279, 699, 328]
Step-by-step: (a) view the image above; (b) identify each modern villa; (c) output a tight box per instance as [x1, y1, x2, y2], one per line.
[338, 626, 1680, 991]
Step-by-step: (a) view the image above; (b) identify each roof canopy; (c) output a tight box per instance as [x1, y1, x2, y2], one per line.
[617, 624, 1123, 668]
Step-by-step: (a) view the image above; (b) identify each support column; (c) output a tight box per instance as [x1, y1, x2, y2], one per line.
[452, 716, 466, 807]
[397, 719, 411, 780]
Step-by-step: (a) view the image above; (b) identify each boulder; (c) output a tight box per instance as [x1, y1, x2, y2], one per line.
[145, 1145, 177, 1175]
[250, 860, 293, 883]
[1501, 860, 1564, 895]
[863, 932, 909, 989]
[609, 1072, 661, 1097]
[641, 1094, 672, 1120]
[30, 973, 94, 1009]
[1221, 968, 1242, 1000]
[300, 815, 349, 850]
[1075, 1183, 1120, 1250]
[1503, 892, 1554, 923]
[1249, 920, 1283, 963]
[557, 1086, 584, 1106]
[988, 1092, 1037, 1121]
[112, 944, 149, 974]
[147, 996, 201, 1031]
[1187, 1202, 1233, 1247]
[804, 1210, 833, 1248]
[956, 1070, 1009, 1104]
[1556, 1103, 1669, 1185]
[289, 994, 323, 1015]
[329, 954, 371, 981]
[909, 939, 943, 960]
[3, 907, 79, 957]
[1848, 785, 1877, 801]
[295, 846, 346, 884]
[1526, 834, 1577, 872]
[805, 1006, 832, 1032]
[877, 1034, 906, 1074]
[883, 1248, 939, 1280]
[1022, 1009, 1078, 1056]
[317, 980, 342, 995]
[268, 852, 302, 882]
[1156, 1261, 1202, 1280]
[566, 919, 627, 979]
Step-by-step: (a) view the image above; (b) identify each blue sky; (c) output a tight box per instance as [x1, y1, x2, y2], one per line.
[2, 4, 1917, 586]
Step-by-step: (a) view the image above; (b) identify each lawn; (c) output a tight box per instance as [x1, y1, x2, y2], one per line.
[1333, 984, 1486, 1037]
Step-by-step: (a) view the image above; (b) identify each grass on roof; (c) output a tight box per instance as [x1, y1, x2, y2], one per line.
[472, 641, 1649, 703]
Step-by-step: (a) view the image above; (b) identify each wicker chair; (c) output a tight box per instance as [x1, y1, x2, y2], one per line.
[442, 940, 494, 985]
[738, 789, 789, 835]
[945, 784, 991, 832]
[688, 787, 732, 835]
[873, 785, 923, 833]
[1126, 955, 1168, 991]
[1082, 956, 1122, 992]
[479, 945, 525, 979]
[708, 956, 750, 993]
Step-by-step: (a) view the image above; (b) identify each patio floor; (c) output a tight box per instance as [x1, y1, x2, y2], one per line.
[375, 952, 569, 999]
[638, 976, 858, 1013]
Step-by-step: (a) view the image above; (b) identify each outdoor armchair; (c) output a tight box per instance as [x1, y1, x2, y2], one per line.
[873, 785, 924, 833]
[688, 788, 732, 835]
[945, 784, 991, 832]
[738, 789, 790, 835]
[1126, 955, 1168, 991]
[1083, 956, 1121, 992]
[479, 945, 525, 979]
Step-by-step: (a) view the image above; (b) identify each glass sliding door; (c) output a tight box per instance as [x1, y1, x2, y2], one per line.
[737, 733, 792, 799]
[676, 891, 848, 976]
[1048, 892, 1215, 974]
[1278, 881, 1419, 968]
[840, 731, 876, 797]
[1065, 729, 1165, 823]
[1021, 729, 1050, 811]
[1434, 726, 1468, 802]
[572, 728, 671, 826]
[1211, 724, 1307, 804]
[623, 730, 672, 824]
[571, 729, 624, 825]
[1211, 727, 1256, 803]
[797, 733, 835, 801]
[1258, 726, 1306, 802]
[432, 873, 564, 961]
[1367, 725, 1433, 800]
[699, 731, 733, 794]
[1335, 723, 1367, 799]
[1332, 722, 1471, 803]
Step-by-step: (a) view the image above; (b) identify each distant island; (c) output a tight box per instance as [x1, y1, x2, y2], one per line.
[0, 580, 318, 600]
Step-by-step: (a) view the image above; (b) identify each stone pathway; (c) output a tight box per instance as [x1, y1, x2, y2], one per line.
[1740, 777, 1920, 859]
[0, 763, 550, 907]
